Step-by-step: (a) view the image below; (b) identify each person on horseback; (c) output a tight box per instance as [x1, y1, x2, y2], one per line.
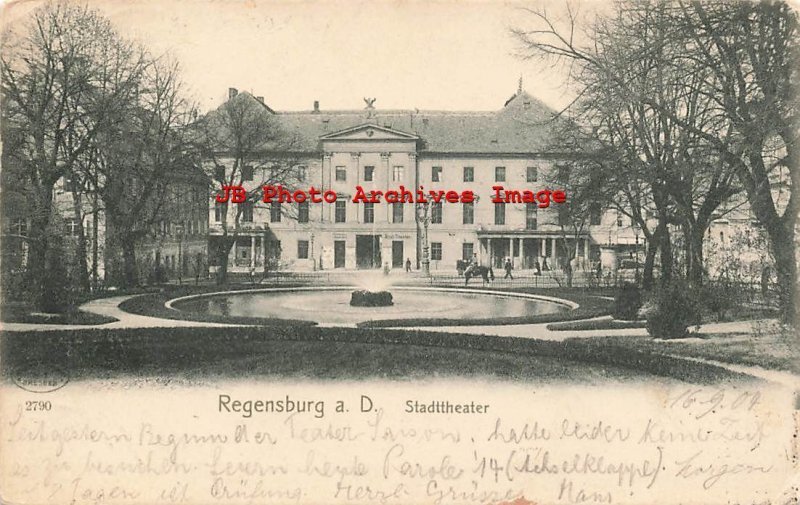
[464, 264, 494, 286]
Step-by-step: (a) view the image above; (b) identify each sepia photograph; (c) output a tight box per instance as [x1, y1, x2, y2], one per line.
[0, 0, 798, 503]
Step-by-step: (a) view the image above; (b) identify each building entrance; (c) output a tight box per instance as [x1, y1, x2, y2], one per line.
[356, 235, 381, 269]
[334, 240, 345, 268]
[392, 241, 404, 268]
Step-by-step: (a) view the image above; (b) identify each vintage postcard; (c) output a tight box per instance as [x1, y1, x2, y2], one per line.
[1, 0, 798, 503]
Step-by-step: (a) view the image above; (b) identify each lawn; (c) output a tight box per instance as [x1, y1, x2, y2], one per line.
[547, 317, 647, 331]
[593, 322, 800, 375]
[0, 325, 749, 384]
[0, 302, 117, 325]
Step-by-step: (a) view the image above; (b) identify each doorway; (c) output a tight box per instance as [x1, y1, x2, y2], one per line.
[356, 235, 381, 269]
[334, 240, 345, 268]
[392, 241, 404, 268]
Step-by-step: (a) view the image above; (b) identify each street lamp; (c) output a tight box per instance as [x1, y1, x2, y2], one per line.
[416, 202, 430, 275]
[175, 222, 185, 285]
[310, 231, 316, 271]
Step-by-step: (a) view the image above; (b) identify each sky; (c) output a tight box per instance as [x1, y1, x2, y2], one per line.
[1, 0, 599, 113]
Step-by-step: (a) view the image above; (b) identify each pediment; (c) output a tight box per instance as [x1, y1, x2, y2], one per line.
[319, 123, 418, 141]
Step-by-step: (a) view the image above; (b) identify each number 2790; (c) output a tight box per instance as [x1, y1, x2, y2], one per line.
[25, 400, 52, 411]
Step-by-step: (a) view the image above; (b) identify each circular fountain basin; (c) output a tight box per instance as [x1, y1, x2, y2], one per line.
[168, 287, 573, 326]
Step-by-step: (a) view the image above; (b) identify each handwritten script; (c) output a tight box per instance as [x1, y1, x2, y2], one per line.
[1, 382, 795, 504]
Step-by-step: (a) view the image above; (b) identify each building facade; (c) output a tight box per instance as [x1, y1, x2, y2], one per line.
[1, 165, 209, 297]
[208, 87, 647, 274]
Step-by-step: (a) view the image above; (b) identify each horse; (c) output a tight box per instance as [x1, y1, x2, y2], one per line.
[464, 265, 494, 286]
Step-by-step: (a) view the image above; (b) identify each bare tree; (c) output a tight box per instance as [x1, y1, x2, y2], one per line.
[85, 56, 197, 287]
[1, 2, 142, 310]
[653, 1, 799, 323]
[195, 92, 302, 284]
[512, 1, 744, 290]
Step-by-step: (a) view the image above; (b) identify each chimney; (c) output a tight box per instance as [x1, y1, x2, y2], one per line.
[228, 87, 238, 100]
[255, 96, 264, 104]
[313, 100, 320, 113]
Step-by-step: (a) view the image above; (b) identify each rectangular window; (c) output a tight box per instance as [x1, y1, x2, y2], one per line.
[494, 202, 506, 225]
[364, 166, 374, 182]
[527, 166, 538, 182]
[241, 202, 253, 222]
[63, 176, 77, 192]
[214, 165, 226, 181]
[392, 202, 404, 223]
[363, 202, 374, 223]
[463, 166, 474, 182]
[267, 240, 281, 259]
[526, 203, 537, 230]
[297, 165, 307, 181]
[392, 165, 404, 182]
[214, 202, 226, 222]
[297, 240, 309, 259]
[617, 213, 624, 227]
[495, 166, 506, 182]
[335, 200, 347, 223]
[559, 208, 570, 226]
[462, 202, 474, 224]
[298, 201, 309, 223]
[432, 166, 442, 182]
[270, 202, 281, 223]
[431, 202, 443, 224]
[66, 217, 80, 236]
[590, 204, 602, 225]
[335, 166, 347, 182]
[242, 165, 254, 182]
[462, 243, 474, 261]
[431, 242, 443, 261]
[10, 219, 26, 236]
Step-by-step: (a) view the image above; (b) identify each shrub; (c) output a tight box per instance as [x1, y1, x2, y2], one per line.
[700, 281, 744, 321]
[642, 280, 703, 339]
[613, 282, 642, 320]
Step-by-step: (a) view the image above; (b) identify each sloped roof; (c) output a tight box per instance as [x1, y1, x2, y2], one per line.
[205, 90, 565, 154]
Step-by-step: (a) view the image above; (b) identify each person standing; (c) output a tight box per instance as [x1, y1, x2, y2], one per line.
[405, 258, 411, 273]
[504, 258, 514, 279]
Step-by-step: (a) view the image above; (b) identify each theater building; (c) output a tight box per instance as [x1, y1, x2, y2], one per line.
[208, 86, 643, 273]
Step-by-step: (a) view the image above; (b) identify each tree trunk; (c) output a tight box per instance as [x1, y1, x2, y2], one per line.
[688, 225, 707, 285]
[768, 224, 797, 325]
[216, 236, 235, 285]
[92, 202, 99, 291]
[120, 235, 139, 288]
[659, 217, 673, 284]
[71, 191, 90, 293]
[642, 232, 658, 291]
[25, 186, 54, 310]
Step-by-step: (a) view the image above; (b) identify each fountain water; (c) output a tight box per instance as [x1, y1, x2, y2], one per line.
[350, 270, 394, 307]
